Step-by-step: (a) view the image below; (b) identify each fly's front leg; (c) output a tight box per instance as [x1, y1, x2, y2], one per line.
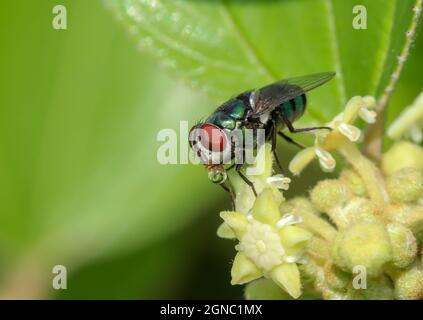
[219, 182, 236, 210]
[236, 164, 257, 197]
[271, 120, 284, 174]
[283, 116, 332, 133]
[278, 132, 306, 149]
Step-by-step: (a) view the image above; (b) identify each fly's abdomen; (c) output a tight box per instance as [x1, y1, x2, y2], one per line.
[277, 94, 307, 123]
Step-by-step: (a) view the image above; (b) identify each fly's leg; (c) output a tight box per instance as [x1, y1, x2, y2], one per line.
[271, 120, 284, 174]
[283, 117, 332, 133]
[236, 164, 257, 197]
[219, 182, 236, 210]
[226, 163, 236, 171]
[278, 132, 306, 149]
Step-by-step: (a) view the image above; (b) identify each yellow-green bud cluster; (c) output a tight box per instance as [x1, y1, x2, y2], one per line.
[218, 94, 423, 300]
[301, 141, 423, 300]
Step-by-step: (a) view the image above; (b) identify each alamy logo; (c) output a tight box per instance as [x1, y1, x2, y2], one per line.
[352, 265, 367, 289]
[353, 5, 367, 30]
[52, 5, 67, 30]
[52, 265, 67, 290]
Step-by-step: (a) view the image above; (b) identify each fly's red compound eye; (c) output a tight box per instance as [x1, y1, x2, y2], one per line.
[199, 123, 227, 152]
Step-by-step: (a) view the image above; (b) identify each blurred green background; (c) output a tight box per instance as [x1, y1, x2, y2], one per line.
[0, 0, 421, 299]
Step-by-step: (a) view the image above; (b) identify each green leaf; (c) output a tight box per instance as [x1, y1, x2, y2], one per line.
[0, 0, 218, 267]
[108, 0, 417, 123]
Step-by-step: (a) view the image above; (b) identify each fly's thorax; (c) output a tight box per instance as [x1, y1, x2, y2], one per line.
[206, 112, 236, 130]
[209, 98, 247, 129]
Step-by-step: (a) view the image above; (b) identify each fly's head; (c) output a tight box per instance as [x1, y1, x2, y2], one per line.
[189, 122, 230, 184]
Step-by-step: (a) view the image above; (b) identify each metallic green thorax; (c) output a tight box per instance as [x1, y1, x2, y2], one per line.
[205, 99, 246, 130]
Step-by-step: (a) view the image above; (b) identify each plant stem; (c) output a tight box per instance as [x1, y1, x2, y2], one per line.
[363, 0, 423, 160]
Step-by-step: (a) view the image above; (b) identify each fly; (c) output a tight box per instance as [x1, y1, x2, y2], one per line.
[189, 72, 335, 200]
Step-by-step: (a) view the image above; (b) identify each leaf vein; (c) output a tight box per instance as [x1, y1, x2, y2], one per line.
[220, 0, 279, 82]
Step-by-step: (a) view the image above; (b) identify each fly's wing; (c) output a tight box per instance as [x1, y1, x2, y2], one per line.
[250, 72, 335, 117]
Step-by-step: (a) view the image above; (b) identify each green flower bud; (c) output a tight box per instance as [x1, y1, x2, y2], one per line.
[333, 198, 380, 228]
[244, 279, 293, 300]
[384, 204, 423, 240]
[332, 222, 392, 277]
[339, 168, 367, 197]
[386, 167, 423, 204]
[393, 266, 423, 300]
[382, 141, 423, 176]
[387, 223, 417, 268]
[310, 179, 351, 213]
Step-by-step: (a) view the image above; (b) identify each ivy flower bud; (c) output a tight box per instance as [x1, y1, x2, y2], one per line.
[384, 204, 423, 240]
[393, 266, 423, 300]
[387, 223, 417, 268]
[331, 222, 392, 277]
[310, 179, 351, 213]
[386, 167, 423, 204]
[336, 198, 380, 227]
[382, 141, 423, 176]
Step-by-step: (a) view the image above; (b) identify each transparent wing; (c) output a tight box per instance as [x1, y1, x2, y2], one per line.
[250, 72, 335, 117]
